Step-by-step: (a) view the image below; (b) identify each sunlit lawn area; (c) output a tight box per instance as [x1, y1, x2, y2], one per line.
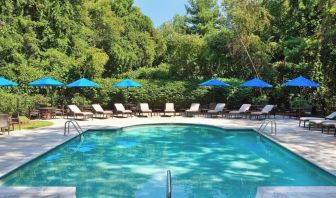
[13, 116, 53, 130]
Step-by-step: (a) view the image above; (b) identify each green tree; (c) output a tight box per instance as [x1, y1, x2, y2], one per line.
[223, 0, 273, 78]
[185, 0, 221, 35]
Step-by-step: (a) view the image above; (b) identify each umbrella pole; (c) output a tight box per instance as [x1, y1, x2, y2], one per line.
[49, 87, 53, 107]
[126, 87, 129, 106]
[82, 89, 85, 110]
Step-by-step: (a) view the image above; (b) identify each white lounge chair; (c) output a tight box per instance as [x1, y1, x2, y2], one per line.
[250, 105, 274, 119]
[114, 103, 132, 117]
[228, 104, 251, 118]
[309, 119, 336, 130]
[207, 103, 225, 117]
[92, 104, 113, 118]
[164, 103, 176, 116]
[300, 111, 336, 127]
[139, 103, 152, 117]
[321, 121, 336, 135]
[68, 105, 93, 120]
[185, 103, 200, 117]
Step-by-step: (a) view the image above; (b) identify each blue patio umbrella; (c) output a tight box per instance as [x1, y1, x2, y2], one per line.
[0, 77, 18, 86]
[282, 76, 319, 113]
[240, 78, 272, 88]
[282, 76, 319, 87]
[29, 77, 64, 106]
[199, 79, 230, 102]
[199, 79, 230, 87]
[67, 78, 99, 88]
[113, 79, 142, 104]
[67, 78, 99, 107]
[114, 79, 142, 88]
[29, 77, 64, 87]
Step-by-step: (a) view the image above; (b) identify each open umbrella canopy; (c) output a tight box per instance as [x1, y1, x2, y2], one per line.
[67, 78, 99, 88]
[113, 79, 142, 88]
[29, 77, 64, 87]
[199, 79, 230, 87]
[0, 77, 18, 86]
[240, 78, 272, 88]
[282, 76, 319, 87]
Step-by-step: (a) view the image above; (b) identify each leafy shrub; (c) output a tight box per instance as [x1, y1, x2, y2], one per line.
[118, 64, 171, 80]
[290, 95, 311, 108]
[90, 77, 254, 110]
[252, 94, 269, 105]
[0, 78, 273, 113]
[0, 91, 49, 115]
[71, 93, 92, 107]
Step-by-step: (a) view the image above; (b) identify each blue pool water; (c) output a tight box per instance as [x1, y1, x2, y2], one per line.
[1, 124, 336, 197]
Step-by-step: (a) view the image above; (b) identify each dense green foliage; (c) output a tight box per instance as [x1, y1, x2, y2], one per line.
[0, 0, 335, 114]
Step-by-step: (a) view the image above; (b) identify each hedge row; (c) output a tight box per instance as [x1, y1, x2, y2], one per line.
[0, 78, 310, 115]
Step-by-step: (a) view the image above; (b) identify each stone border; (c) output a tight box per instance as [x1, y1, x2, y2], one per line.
[255, 129, 336, 177]
[256, 186, 336, 198]
[0, 187, 76, 198]
[0, 133, 78, 178]
[1, 121, 336, 198]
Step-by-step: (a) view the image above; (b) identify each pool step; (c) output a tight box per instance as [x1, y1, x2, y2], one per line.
[256, 186, 336, 198]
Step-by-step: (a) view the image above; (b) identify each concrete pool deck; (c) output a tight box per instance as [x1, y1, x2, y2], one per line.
[0, 115, 336, 197]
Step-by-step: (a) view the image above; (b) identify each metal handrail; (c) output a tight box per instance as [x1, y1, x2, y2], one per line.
[64, 119, 83, 136]
[258, 119, 277, 135]
[166, 170, 172, 198]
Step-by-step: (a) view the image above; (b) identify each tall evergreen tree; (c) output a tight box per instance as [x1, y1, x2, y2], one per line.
[185, 0, 221, 35]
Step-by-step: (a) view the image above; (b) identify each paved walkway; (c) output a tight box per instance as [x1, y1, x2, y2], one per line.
[0, 115, 336, 197]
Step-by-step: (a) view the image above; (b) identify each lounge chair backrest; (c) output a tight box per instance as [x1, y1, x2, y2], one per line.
[214, 103, 226, 112]
[114, 103, 126, 111]
[261, 105, 274, 113]
[0, 114, 9, 128]
[92, 104, 104, 112]
[239, 104, 251, 113]
[326, 112, 336, 119]
[68, 105, 81, 113]
[140, 103, 150, 111]
[189, 103, 200, 111]
[165, 103, 175, 111]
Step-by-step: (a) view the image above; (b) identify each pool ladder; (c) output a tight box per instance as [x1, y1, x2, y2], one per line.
[167, 170, 172, 198]
[64, 119, 83, 136]
[258, 119, 277, 136]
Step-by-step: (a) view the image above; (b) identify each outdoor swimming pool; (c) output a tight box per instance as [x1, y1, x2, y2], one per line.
[1, 124, 336, 198]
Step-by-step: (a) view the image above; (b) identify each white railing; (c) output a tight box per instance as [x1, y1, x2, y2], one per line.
[166, 170, 172, 198]
[258, 119, 277, 136]
[64, 119, 83, 136]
